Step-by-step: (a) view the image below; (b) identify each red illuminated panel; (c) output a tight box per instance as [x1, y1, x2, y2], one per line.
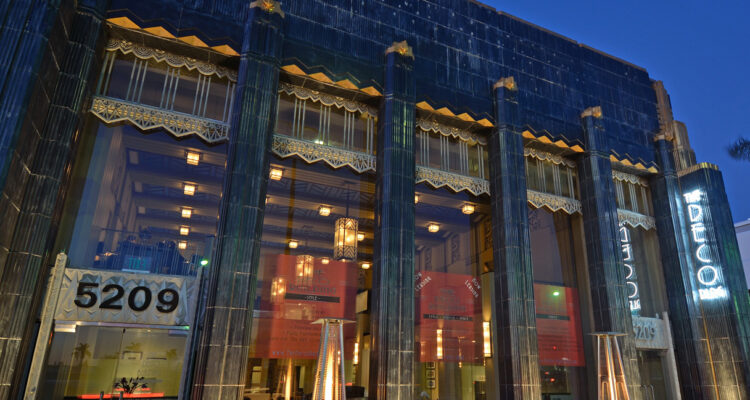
[534, 283, 585, 367]
[252, 254, 358, 359]
[78, 394, 164, 399]
[416, 271, 483, 363]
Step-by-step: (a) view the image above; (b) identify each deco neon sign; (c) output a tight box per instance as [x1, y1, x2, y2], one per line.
[683, 189, 727, 300]
[619, 225, 641, 313]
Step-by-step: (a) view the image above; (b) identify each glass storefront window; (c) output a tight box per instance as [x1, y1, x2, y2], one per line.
[273, 90, 376, 155]
[416, 129, 487, 179]
[56, 123, 227, 276]
[619, 226, 668, 317]
[614, 178, 652, 216]
[529, 208, 588, 399]
[525, 155, 577, 200]
[415, 185, 492, 400]
[40, 325, 188, 399]
[42, 117, 226, 399]
[247, 156, 374, 399]
[98, 49, 234, 123]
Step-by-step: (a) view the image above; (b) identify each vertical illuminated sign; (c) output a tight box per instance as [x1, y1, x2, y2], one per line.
[619, 225, 641, 314]
[683, 189, 727, 300]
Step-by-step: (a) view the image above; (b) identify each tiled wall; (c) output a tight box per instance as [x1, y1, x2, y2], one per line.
[108, 0, 661, 165]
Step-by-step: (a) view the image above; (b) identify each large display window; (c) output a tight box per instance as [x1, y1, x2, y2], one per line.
[55, 122, 227, 276]
[529, 208, 589, 399]
[40, 117, 227, 399]
[40, 326, 187, 399]
[246, 156, 374, 399]
[414, 185, 492, 400]
[618, 225, 668, 317]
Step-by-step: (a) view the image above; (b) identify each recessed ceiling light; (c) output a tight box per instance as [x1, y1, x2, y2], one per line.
[288, 240, 298, 249]
[357, 233, 365, 241]
[181, 208, 192, 218]
[269, 167, 283, 181]
[178, 241, 187, 250]
[179, 226, 190, 236]
[319, 205, 332, 216]
[361, 262, 371, 270]
[183, 183, 196, 196]
[428, 223, 439, 233]
[186, 151, 200, 166]
[461, 204, 475, 215]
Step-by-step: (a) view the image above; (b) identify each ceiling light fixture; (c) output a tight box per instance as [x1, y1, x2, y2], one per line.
[186, 151, 200, 166]
[462, 204, 475, 215]
[269, 167, 283, 181]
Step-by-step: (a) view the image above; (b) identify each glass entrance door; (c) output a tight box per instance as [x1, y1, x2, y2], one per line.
[40, 324, 188, 399]
[637, 350, 668, 400]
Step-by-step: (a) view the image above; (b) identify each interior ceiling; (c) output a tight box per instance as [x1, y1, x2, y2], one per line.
[120, 127, 493, 250]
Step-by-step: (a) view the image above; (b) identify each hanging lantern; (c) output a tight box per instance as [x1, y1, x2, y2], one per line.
[333, 217, 358, 260]
[270, 277, 286, 304]
[296, 255, 314, 287]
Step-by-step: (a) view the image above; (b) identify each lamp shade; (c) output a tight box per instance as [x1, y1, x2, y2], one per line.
[296, 255, 314, 287]
[333, 217, 358, 260]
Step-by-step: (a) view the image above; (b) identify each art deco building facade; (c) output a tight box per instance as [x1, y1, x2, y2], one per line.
[0, 0, 748, 399]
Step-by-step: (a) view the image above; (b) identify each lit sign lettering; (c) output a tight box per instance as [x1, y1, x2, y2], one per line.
[683, 189, 727, 300]
[619, 225, 641, 313]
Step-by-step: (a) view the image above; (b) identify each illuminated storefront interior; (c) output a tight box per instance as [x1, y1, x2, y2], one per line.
[4, 1, 749, 399]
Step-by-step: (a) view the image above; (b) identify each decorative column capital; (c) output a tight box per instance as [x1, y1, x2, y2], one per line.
[385, 40, 414, 59]
[492, 76, 517, 91]
[653, 132, 674, 142]
[249, 0, 284, 17]
[581, 106, 603, 119]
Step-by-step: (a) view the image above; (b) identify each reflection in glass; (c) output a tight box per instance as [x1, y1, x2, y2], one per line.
[39, 326, 188, 399]
[529, 208, 588, 399]
[415, 185, 492, 400]
[57, 123, 226, 276]
[247, 157, 374, 399]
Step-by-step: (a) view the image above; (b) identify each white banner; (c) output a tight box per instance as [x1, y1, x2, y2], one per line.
[54, 268, 197, 326]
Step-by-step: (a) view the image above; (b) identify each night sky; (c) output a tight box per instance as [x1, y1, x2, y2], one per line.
[481, 0, 750, 223]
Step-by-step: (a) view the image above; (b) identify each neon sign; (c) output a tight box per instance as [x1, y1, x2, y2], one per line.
[619, 225, 641, 313]
[683, 189, 727, 300]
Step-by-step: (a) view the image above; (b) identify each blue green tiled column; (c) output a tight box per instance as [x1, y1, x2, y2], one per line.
[576, 107, 642, 399]
[651, 137, 710, 398]
[487, 77, 541, 399]
[0, 1, 108, 398]
[191, 4, 284, 400]
[369, 41, 416, 400]
[674, 161, 750, 398]
[0, 0, 63, 189]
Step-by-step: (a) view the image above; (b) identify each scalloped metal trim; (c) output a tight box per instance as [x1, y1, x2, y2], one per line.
[524, 147, 576, 168]
[416, 166, 490, 196]
[271, 134, 376, 173]
[278, 82, 377, 117]
[106, 39, 238, 82]
[90, 96, 229, 143]
[618, 209, 656, 230]
[613, 170, 649, 186]
[416, 119, 487, 145]
[527, 190, 582, 215]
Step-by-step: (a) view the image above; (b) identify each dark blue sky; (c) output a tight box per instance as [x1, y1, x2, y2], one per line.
[481, 0, 750, 223]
